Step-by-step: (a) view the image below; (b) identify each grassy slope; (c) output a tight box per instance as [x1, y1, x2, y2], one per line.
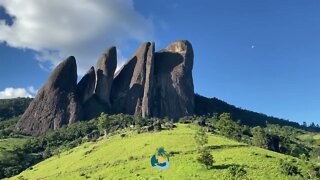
[13, 124, 308, 180]
[0, 137, 30, 160]
[298, 133, 320, 148]
[299, 133, 320, 140]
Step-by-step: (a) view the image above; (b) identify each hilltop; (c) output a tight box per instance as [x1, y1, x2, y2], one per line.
[12, 124, 310, 179]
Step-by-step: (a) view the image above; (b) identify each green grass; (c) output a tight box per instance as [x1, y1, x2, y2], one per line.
[13, 124, 309, 180]
[298, 133, 320, 147]
[0, 137, 30, 151]
[298, 133, 320, 140]
[0, 137, 30, 160]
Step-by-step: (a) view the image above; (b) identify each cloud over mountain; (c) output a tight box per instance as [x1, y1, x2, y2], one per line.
[0, 86, 37, 99]
[0, 0, 153, 75]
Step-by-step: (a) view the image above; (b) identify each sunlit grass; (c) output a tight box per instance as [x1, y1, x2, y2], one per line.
[13, 124, 307, 180]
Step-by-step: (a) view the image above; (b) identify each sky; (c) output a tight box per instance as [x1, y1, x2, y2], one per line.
[0, 0, 320, 125]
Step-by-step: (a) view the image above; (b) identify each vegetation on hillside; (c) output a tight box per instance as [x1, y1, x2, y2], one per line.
[0, 113, 165, 178]
[0, 112, 318, 178]
[194, 94, 320, 132]
[12, 124, 319, 179]
[0, 98, 32, 121]
[0, 97, 320, 178]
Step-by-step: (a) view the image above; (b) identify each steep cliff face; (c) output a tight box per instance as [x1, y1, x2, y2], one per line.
[152, 40, 194, 119]
[95, 47, 117, 107]
[79, 47, 117, 120]
[16, 57, 81, 136]
[16, 40, 195, 135]
[110, 42, 155, 118]
[76, 67, 96, 104]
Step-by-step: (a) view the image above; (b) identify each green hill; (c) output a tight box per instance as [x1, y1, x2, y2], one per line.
[13, 124, 309, 180]
[194, 94, 309, 130]
[0, 98, 32, 121]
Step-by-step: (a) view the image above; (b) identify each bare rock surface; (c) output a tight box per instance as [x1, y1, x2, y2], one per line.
[111, 42, 155, 117]
[152, 40, 194, 119]
[16, 40, 195, 135]
[76, 66, 96, 104]
[16, 56, 80, 135]
[95, 47, 117, 106]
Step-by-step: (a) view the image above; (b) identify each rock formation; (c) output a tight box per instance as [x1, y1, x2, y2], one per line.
[76, 67, 96, 104]
[95, 47, 117, 106]
[79, 47, 117, 120]
[111, 42, 154, 118]
[16, 56, 81, 136]
[16, 40, 195, 136]
[152, 40, 194, 119]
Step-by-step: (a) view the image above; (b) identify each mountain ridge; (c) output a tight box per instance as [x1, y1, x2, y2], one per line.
[2, 95, 316, 132]
[194, 94, 302, 128]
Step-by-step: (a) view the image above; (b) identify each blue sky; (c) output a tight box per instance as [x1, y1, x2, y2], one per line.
[0, 0, 320, 125]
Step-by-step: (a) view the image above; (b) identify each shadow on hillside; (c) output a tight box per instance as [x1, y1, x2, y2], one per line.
[210, 163, 247, 170]
[206, 144, 248, 150]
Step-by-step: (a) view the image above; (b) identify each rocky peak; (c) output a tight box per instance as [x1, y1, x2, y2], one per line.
[76, 66, 96, 104]
[16, 40, 195, 135]
[16, 56, 80, 136]
[152, 40, 194, 119]
[111, 42, 154, 117]
[95, 46, 117, 106]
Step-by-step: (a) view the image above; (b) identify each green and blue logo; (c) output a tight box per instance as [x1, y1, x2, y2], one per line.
[150, 147, 170, 170]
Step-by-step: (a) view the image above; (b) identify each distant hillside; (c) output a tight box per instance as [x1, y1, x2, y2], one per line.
[0, 98, 32, 121]
[0, 95, 315, 132]
[194, 94, 302, 129]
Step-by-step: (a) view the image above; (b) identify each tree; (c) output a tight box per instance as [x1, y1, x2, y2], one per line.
[251, 126, 268, 148]
[197, 149, 214, 169]
[97, 112, 110, 137]
[303, 121, 307, 127]
[216, 113, 242, 141]
[309, 122, 316, 129]
[206, 113, 218, 128]
[194, 127, 214, 169]
[194, 127, 208, 149]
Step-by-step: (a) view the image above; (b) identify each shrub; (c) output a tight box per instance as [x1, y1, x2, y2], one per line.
[178, 116, 194, 124]
[304, 164, 320, 179]
[194, 127, 208, 149]
[197, 149, 214, 169]
[280, 159, 301, 176]
[228, 165, 247, 180]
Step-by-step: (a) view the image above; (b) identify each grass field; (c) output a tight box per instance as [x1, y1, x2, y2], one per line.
[0, 137, 30, 160]
[12, 124, 309, 180]
[298, 133, 320, 147]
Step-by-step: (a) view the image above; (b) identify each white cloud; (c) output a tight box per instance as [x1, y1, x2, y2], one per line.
[0, 86, 38, 99]
[0, 0, 153, 75]
[27, 86, 38, 94]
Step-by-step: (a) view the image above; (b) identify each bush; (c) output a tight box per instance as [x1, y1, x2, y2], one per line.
[310, 147, 320, 163]
[194, 127, 208, 149]
[178, 116, 194, 124]
[304, 164, 320, 179]
[280, 159, 301, 176]
[228, 165, 247, 180]
[197, 149, 214, 169]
